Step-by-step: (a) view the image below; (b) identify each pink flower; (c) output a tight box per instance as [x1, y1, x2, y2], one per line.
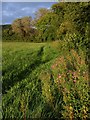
[73, 72, 76, 76]
[58, 74, 61, 79]
[73, 80, 76, 83]
[51, 65, 55, 69]
[72, 72, 77, 78]
[56, 64, 58, 67]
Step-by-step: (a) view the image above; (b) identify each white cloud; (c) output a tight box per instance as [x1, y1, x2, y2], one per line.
[2, 2, 56, 24]
[47, 7, 50, 9]
[32, 10, 36, 13]
[21, 7, 38, 14]
[21, 7, 31, 11]
[3, 10, 13, 16]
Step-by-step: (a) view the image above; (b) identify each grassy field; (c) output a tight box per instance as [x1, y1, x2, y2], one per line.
[2, 42, 89, 119]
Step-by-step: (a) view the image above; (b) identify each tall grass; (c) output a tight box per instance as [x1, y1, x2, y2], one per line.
[2, 42, 89, 119]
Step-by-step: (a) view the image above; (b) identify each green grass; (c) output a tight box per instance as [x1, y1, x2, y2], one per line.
[2, 42, 89, 119]
[2, 42, 60, 119]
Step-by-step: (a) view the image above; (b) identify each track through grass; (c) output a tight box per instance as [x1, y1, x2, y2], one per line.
[2, 42, 89, 119]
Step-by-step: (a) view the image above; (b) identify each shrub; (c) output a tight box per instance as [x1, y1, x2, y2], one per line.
[40, 49, 89, 119]
[51, 49, 89, 119]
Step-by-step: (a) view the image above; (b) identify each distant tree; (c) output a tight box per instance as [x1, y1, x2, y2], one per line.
[12, 18, 24, 37]
[4, 2, 90, 43]
[21, 16, 32, 36]
[12, 16, 32, 38]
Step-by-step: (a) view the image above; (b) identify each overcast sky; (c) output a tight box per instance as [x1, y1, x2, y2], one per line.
[2, 2, 57, 25]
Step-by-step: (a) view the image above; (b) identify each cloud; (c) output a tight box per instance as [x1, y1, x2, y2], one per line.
[3, 10, 13, 16]
[2, 2, 56, 24]
[47, 7, 51, 9]
[21, 7, 31, 11]
[32, 9, 36, 13]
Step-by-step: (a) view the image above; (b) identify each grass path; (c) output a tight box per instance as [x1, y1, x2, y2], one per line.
[2, 42, 89, 119]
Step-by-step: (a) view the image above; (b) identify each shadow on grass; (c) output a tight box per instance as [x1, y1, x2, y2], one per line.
[2, 46, 44, 94]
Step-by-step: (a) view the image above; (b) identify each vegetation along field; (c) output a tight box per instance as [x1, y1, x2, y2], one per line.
[2, 41, 89, 119]
[2, 2, 90, 120]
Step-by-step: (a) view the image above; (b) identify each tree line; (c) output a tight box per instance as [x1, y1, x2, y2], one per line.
[2, 2, 90, 45]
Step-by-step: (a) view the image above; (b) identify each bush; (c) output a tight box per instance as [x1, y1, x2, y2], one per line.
[40, 49, 89, 119]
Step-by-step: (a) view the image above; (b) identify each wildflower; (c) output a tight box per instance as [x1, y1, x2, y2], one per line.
[56, 64, 58, 67]
[72, 72, 78, 79]
[63, 88, 67, 92]
[58, 74, 61, 79]
[73, 72, 76, 76]
[69, 70, 72, 73]
[69, 106, 73, 110]
[73, 80, 76, 83]
[83, 71, 85, 74]
[51, 65, 55, 69]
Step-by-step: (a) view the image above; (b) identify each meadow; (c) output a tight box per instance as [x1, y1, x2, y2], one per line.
[2, 42, 89, 119]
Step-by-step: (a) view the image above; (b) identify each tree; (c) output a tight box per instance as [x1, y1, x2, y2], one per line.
[35, 8, 50, 20]
[12, 18, 24, 37]
[21, 16, 32, 35]
[35, 12, 60, 42]
[12, 16, 32, 38]
[52, 2, 90, 39]
[32, 8, 51, 27]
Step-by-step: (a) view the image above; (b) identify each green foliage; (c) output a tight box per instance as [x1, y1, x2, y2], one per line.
[2, 24, 37, 42]
[35, 8, 50, 20]
[2, 42, 59, 118]
[57, 21, 76, 40]
[51, 2, 65, 16]
[2, 2, 90, 45]
[2, 1, 90, 119]
[36, 12, 59, 41]
[2, 42, 89, 119]
[50, 49, 89, 119]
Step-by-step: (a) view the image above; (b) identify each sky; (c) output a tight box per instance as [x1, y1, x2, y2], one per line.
[2, 0, 58, 2]
[2, 2, 57, 25]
